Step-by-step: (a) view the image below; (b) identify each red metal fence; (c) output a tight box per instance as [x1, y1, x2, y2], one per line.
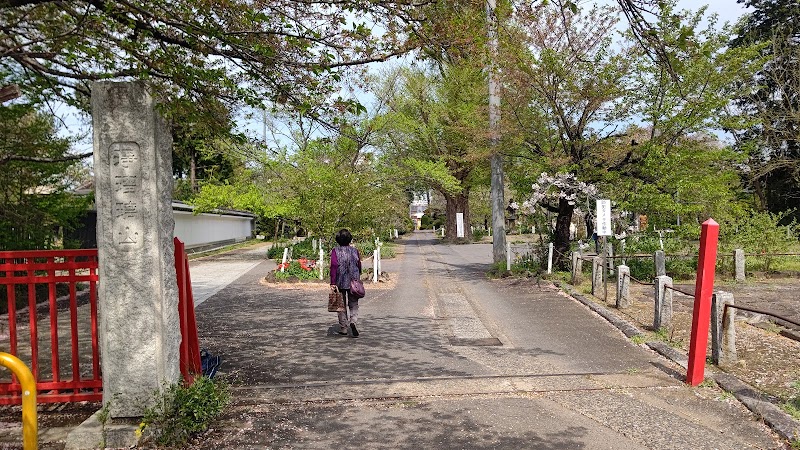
[0, 239, 200, 405]
[0, 250, 101, 404]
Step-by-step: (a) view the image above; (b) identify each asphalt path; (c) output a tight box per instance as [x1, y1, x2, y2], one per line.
[188, 231, 785, 449]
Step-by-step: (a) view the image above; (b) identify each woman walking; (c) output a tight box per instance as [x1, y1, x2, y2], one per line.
[330, 229, 362, 337]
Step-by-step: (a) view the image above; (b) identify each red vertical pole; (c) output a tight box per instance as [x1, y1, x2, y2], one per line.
[68, 260, 81, 391]
[174, 238, 191, 382]
[184, 252, 201, 375]
[686, 218, 720, 386]
[89, 263, 100, 389]
[27, 276, 38, 380]
[48, 275, 60, 383]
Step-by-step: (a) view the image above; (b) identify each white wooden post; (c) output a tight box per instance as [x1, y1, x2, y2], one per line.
[506, 241, 512, 270]
[547, 242, 554, 274]
[318, 248, 324, 280]
[312, 239, 317, 251]
[372, 247, 379, 283]
[377, 245, 382, 277]
[281, 248, 289, 273]
[394, 229, 398, 239]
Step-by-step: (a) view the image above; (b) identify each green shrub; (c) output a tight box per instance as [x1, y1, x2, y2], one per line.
[267, 245, 287, 259]
[720, 211, 798, 272]
[420, 214, 432, 229]
[138, 376, 230, 447]
[472, 229, 488, 241]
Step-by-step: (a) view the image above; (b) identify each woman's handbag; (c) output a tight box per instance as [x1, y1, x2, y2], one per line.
[328, 287, 345, 312]
[350, 278, 366, 299]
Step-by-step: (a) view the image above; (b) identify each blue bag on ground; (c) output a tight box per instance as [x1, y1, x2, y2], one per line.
[200, 348, 222, 379]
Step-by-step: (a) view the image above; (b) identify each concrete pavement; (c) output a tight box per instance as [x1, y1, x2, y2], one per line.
[0, 234, 790, 448]
[186, 231, 786, 449]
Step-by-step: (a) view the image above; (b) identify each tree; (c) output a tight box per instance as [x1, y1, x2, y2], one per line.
[379, 64, 490, 241]
[611, 2, 758, 228]
[504, 0, 635, 266]
[1, 1, 426, 110]
[0, 104, 91, 250]
[192, 110, 409, 245]
[730, 0, 800, 221]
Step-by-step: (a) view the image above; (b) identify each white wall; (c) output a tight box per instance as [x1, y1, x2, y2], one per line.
[173, 210, 254, 248]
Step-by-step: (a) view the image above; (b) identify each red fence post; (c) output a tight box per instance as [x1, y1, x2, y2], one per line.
[174, 238, 201, 383]
[686, 219, 720, 386]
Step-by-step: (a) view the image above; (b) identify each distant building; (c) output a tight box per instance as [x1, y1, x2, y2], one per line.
[409, 193, 428, 230]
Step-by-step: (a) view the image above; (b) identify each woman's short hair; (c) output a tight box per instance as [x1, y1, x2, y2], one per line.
[335, 229, 353, 246]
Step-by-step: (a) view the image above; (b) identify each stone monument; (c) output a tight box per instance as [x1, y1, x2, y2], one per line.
[92, 81, 181, 417]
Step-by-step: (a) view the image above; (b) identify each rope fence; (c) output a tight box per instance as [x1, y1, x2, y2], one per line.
[724, 304, 800, 329]
[622, 272, 653, 286]
[663, 284, 695, 297]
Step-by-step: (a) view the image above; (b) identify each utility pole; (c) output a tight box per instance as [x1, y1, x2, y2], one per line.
[487, 0, 506, 264]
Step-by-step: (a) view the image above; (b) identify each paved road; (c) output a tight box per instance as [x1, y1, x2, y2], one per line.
[189, 243, 271, 306]
[187, 231, 784, 449]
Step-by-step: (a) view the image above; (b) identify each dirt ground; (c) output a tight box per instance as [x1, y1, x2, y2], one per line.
[569, 275, 800, 407]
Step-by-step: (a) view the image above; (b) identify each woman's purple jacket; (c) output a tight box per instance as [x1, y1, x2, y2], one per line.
[329, 245, 362, 286]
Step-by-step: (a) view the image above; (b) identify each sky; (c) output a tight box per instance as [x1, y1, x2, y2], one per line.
[60, 0, 753, 154]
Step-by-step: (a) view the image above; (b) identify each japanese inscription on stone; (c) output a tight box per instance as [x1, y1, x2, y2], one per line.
[110, 142, 143, 250]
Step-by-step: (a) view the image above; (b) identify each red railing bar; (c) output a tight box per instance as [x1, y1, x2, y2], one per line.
[27, 279, 38, 380]
[0, 259, 98, 269]
[48, 279, 60, 383]
[0, 274, 98, 284]
[0, 250, 99, 259]
[0, 392, 102, 405]
[69, 266, 81, 391]
[90, 279, 100, 387]
[0, 379, 103, 392]
[6, 284, 17, 357]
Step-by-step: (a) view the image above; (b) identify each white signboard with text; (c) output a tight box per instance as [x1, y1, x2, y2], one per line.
[596, 199, 612, 236]
[456, 213, 465, 238]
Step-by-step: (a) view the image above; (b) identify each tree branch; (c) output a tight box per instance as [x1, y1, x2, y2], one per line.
[0, 151, 93, 165]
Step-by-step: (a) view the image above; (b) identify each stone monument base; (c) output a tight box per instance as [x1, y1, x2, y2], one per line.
[65, 409, 141, 450]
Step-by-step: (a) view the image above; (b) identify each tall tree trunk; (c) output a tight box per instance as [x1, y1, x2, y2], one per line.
[444, 190, 470, 242]
[553, 198, 574, 269]
[190, 150, 197, 193]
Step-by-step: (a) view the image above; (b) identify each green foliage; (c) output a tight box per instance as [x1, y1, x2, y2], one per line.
[420, 214, 433, 229]
[620, 233, 700, 280]
[0, 104, 91, 250]
[2, 1, 424, 120]
[472, 228, 488, 241]
[139, 376, 230, 447]
[720, 210, 798, 272]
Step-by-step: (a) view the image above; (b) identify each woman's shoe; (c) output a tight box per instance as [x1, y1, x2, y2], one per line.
[350, 323, 359, 337]
[337, 328, 348, 335]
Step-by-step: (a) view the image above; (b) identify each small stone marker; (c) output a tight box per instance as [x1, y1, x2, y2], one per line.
[654, 275, 673, 330]
[591, 257, 603, 296]
[734, 249, 745, 282]
[654, 250, 666, 277]
[92, 81, 180, 417]
[571, 252, 582, 284]
[711, 291, 737, 365]
[616, 265, 630, 308]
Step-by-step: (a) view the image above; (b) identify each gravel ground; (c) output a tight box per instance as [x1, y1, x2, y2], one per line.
[570, 275, 800, 405]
